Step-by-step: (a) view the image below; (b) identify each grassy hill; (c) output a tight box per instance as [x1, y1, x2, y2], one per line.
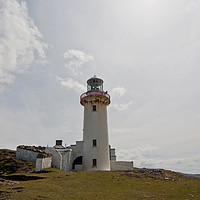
[0, 149, 35, 175]
[0, 149, 200, 200]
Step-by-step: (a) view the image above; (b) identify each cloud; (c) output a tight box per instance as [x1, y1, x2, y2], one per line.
[56, 76, 85, 93]
[64, 49, 94, 76]
[139, 156, 200, 174]
[111, 101, 133, 111]
[110, 87, 132, 111]
[117, 144, 157, 161]
[116, 145, 200, 174]
[111, 87, 126, 98]
[0, 0, 47, 89]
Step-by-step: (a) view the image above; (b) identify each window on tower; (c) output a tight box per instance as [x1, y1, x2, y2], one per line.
[93, 105, 96, 111]
[92, 159, 97, 167]
[93, 139, 97, 147]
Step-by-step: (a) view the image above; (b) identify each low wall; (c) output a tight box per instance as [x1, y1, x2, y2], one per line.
[16, 148, 38, 162]
[110, 161, 133, 171]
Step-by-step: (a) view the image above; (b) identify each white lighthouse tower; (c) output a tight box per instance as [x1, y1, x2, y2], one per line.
[80, 75, 111, 171]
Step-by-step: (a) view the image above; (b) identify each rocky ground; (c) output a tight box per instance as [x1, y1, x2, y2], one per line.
[121, 168, 181, 181]
[0, 177, 19, 200]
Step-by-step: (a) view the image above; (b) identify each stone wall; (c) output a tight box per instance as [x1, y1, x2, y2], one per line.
[110, 161, 133, 171]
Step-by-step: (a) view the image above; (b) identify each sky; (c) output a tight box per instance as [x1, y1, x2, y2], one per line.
[0, 0, 200, 174]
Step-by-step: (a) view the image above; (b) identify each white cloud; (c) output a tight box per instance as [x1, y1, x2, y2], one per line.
[116, 145, 200, 174]
[139, 156, 200, 174]
[111, 87, 126, 98]
[64, 49, 94, 76]
[111, 101, 133, 111]
[0, 0, 47, 89]
[117, 144, 157, 161]
[56, 76, 85, 93]
[110, 87, 131, 111]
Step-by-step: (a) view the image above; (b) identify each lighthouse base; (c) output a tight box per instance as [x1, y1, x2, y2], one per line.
[16, 140, 134, 172]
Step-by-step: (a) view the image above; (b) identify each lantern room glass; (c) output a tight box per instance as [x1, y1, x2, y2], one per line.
[87, 77, 103, 91]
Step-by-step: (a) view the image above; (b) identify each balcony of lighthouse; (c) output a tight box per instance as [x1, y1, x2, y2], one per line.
[80, 90, 111, 106]
[80, 75, 111, 106]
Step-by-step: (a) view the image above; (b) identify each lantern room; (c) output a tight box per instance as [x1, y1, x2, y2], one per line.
[87, 75, 103, 91]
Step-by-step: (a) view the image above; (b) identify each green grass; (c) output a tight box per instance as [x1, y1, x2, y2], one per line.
[0, 149, 200, 199]
[2, 168, 200, 200]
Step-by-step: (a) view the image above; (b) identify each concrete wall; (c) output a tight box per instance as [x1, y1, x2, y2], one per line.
[16, 148, 38, 162]
[45, 147, 72, 171]
[35, 157, 52, 172]
[70, 141, 83, 160]
[110, 161, 133, 171]
[70, 141, 83, 170]
[75, 164, 83, 171]
[60, 149, 72, 171]
[82, 98, 110, 171]
[45, 147, 62, 169]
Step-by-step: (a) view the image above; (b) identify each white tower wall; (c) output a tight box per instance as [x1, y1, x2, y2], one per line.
[82, 101, 110, 171]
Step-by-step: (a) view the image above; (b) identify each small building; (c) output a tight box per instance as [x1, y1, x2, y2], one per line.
[16, 145, 52, 172]
[16, 76, 133, 171]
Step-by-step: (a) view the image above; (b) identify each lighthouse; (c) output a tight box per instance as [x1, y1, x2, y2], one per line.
[16, 76, 133, 172]
[80, 75, 111, 171]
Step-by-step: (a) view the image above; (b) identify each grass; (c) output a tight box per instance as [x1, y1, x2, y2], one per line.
[0, 149, 200, 199]
[1, 168, 199, 200]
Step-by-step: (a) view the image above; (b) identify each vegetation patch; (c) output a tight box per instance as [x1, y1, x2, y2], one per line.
[0, 149, 35, 175]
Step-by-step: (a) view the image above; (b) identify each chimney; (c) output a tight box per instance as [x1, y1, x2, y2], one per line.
[56, 140, 62, 146]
